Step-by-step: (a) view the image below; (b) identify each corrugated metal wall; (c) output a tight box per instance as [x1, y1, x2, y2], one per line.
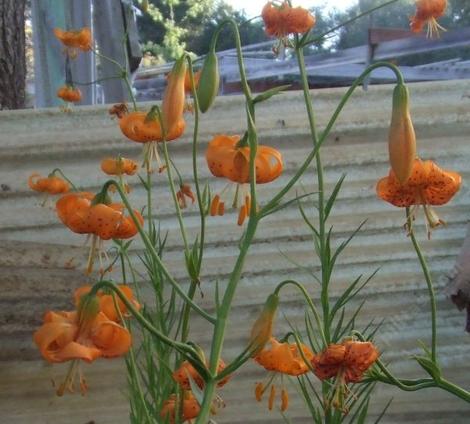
[1, 80, 470, 423]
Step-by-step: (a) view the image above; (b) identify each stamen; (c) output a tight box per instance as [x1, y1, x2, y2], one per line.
[255, 382, 265, 401]
[237, 205, 247, 226]
[218, 201, 225, 216]
[268, 384, 276, 411]
[423, 204, 446, 239]
[280, 388, 289, 412]
[210, 195, 220, 216]
[56, 359, 80, 396]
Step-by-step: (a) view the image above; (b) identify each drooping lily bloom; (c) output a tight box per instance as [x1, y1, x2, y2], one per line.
[74, 284, 140, 323]
[262, 1, 316, 38]
[376, 158, 461, 237]
[410, 0, 447, 37]
[254, 337, 313, 411]
[116, 108, 185, 172]
[57, 85, 82, 103]
[160, 393, 201, 424]
[311, 340, 379, 411]
[33, 299, 131, 396]
[100, 157, 138, 194]
[56, 192, 144, 273]
[173, 359, 230, 390]
[54, 27, 92, 57]
[101, 157, 138, 176]
[206, 134, 283, 225]
[29, 173, 69, 195]
[311, 341, 379, 383]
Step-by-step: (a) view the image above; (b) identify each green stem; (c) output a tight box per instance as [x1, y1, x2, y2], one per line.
[162, 140, 190, 255]
[101, 180, 216, 324]
[144, 164, 153, 232]
[50, 168, 78, 191]
[196, 218, 259, 423]
[261, 61, 404, 216]
[406, 207, 437, 362]
[90, 280, 194, 355]
[295, 41, 330, 344]
[91, 48, 137, 110]
[274, 279, 327, 347]
[186, 56, 206, 273]
[179, 56, 205, 344]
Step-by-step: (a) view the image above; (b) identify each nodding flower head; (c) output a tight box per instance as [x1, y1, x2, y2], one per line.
[311, 340, 379, 412]
[254, 337, 313, 411]
[262, 1, 316, 38]
[33, 303, 131, 396]
[410, 0, 447, 37]
[54, 27, 92, 57]
[377, 158, 461, 238]
[29, 173, 69, 196]
[160, 392, 201, 424]
[56, 191, 143, 274]
[206, 134, 283, 226]
[57, 85, 82, 103]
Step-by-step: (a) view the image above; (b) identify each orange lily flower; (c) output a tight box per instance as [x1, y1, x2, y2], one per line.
[56, 192, 144, 273]
[33, 301, 131, 396]
[117, 108, 185, 172]
[176, 184, 196, 209]
[173, 359, 230, 390]
[101, 157, 138, 194]
[410, 0, 447, 37]
[29, 173, 69, 196]
[57, 85, 82, 103]
[262, 1, 316, 38]
[311, 341, 378, 383]
[101, 157, 138, 176]
[376, 158, 461, 237]
[74, 284, 141, 323]
[254, 337, 313, 411]
[206, 134, 283, 225]
[160, 392, 200, 424]
[311, 340, 379, 411]
[54, 27, 92, 57]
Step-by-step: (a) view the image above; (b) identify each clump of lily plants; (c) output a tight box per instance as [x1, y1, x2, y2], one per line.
[29, 1, 468, 423]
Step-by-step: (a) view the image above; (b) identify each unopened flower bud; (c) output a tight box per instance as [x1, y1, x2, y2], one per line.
[196, 49, 219, 113]
[249, 293, 279, 356]
[388, 83, 416, 184]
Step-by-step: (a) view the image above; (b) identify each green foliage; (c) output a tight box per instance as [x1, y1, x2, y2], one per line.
[185, 2, 267, 55]
[137, 0, 213, 61]
[137, 0, 267, 62]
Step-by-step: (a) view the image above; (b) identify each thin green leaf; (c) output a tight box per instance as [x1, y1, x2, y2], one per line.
[253, 84, 291, 104]
[324, 174, 346, 219]
[373, 398, 393, 424]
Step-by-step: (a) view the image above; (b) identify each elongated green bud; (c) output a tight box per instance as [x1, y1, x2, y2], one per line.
[388, 83, 416, 184]
[196, 49, 219, 113]
[249, 293, 279, 356]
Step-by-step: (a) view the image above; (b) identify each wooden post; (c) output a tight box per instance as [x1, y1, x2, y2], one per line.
[69, 0, 94, 105]
[31, 0, 93, 107]
[93, 0, 142, 104]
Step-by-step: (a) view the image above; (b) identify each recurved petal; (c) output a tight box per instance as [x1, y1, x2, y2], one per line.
[33, 320, 78, 363]
[376, 175, 417, 207]
[91, 313, 132, 357]
[423, 160, 461, 205]
[51, 340, 102, 363]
